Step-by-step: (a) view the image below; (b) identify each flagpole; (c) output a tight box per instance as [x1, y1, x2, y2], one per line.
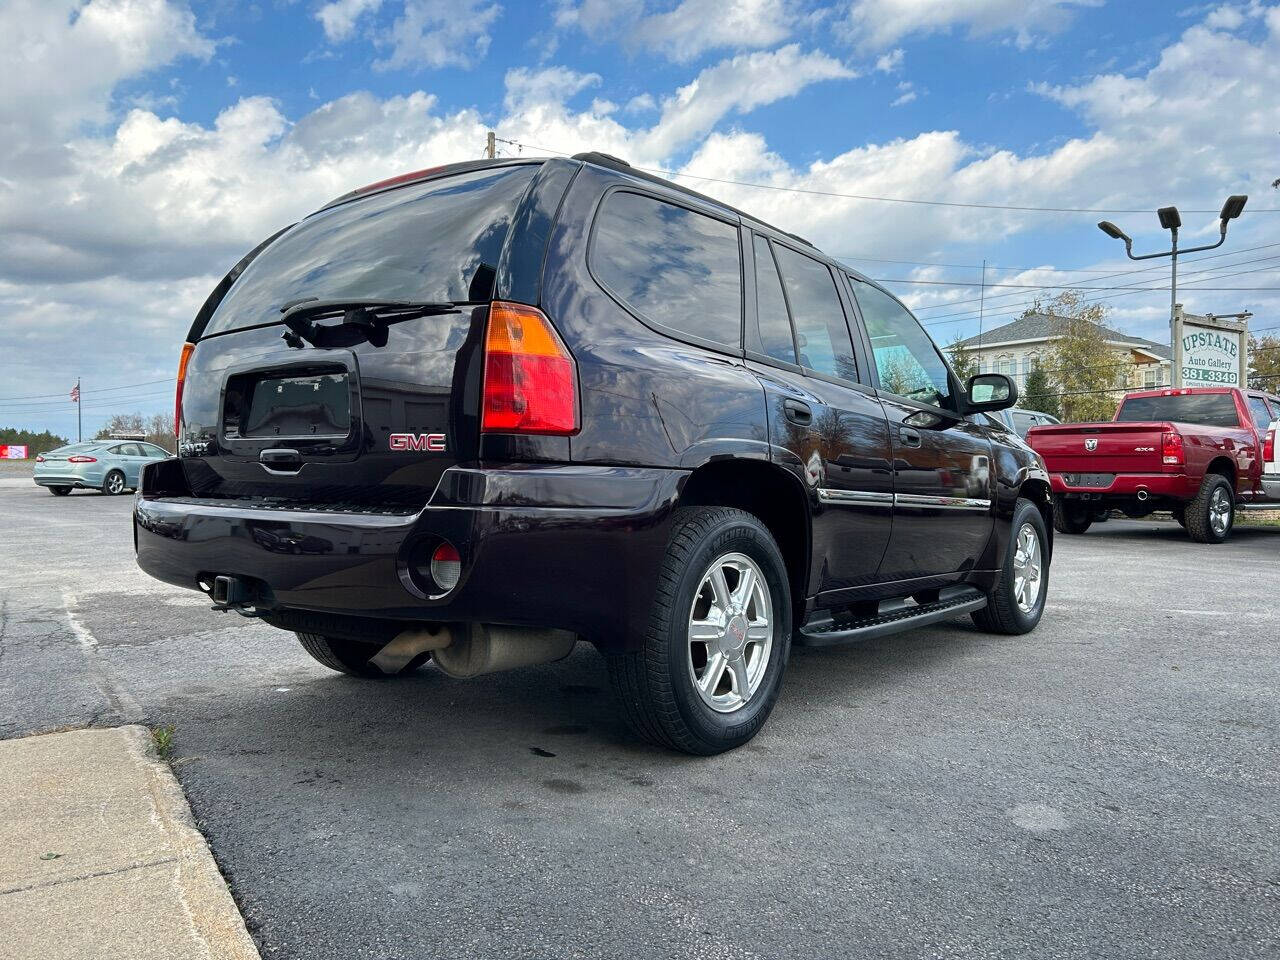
[76, 377, 82, 442]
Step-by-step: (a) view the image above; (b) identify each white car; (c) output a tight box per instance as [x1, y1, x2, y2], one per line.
[1264, 419, 1280, 500]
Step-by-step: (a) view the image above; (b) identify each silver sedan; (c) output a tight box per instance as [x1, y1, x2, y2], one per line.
[33, 440, 171, 496]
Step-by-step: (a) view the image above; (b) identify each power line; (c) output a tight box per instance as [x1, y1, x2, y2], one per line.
[910, 243, 1280, 314]
[0, 377, 175, 404]
[493, 136, 1279, 215]
[920, 259, 1280, 330]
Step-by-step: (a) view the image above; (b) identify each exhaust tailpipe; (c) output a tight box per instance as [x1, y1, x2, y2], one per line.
[431, 624, 577, 679]
[1137, 489, 1149, 502]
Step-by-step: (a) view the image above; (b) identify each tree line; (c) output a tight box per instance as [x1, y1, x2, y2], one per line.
[0, 412, 174, 456]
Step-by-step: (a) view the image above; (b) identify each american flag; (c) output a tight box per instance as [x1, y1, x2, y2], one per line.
[70, 383, 79, 403]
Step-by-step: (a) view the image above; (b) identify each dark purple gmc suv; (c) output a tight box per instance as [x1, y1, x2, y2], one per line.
[135, 152, 1052, 754]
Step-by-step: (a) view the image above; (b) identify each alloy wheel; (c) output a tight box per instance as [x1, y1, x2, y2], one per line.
[1209, 487, 1232, 537]
[1012, 522, 1043, 615]
[686, 552, 774, 714]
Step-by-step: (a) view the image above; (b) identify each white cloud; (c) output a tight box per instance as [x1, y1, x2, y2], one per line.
[632, 0, 792, 62]
[639, 45, 855, 156]
[557, 0, 792, 61]
[315, 0, 384, 42]
[0, 0, 213, 176]
[843, 0, 1102, 50]
[890, 81, 916, 106]
[874, 47, 904, 72]
[504, 66, 601, 111]
[374, 0, 502, 71]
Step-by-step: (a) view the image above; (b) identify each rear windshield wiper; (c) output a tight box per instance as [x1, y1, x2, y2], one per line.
[278, 298, 460, 349]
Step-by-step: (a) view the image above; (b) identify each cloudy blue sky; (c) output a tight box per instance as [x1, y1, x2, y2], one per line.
[3, 0, 1279, 438]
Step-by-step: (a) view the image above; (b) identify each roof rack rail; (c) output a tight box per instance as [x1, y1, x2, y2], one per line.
[571, 151, 632, 168]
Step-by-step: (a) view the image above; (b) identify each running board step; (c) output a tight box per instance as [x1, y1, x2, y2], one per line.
[797, 585, 987, 647]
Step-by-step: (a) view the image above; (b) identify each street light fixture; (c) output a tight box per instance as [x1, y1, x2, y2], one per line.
[1096, 194, 1247, 387]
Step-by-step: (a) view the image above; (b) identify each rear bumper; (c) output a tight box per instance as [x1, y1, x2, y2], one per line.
[1049, 472, 1197, 500]
[33, 474, 97, 489]
[134, 461, 685, 651]
[1263, 474, 1280, 500]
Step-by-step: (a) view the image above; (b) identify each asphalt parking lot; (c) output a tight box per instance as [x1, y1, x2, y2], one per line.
[1, 477, 1277, 960]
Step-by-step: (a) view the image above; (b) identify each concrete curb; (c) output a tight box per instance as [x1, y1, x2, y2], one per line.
[0, 726, 260, 960]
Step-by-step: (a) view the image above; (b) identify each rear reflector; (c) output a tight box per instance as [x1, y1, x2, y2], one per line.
[1162, 430, 1185, 467]
[68, 456, 97, 463]
[429, 541, 462, 592]
[175, 342, 194, 439]
[481, 302, 578, 435]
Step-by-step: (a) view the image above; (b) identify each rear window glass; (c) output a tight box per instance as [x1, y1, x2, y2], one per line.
[1116, 393, 1241, 427]
[591, 191, 742, 347]
[205, 165, 538, 335]
[750, 237, 796, 364]
[1247, 395, 1274, 429]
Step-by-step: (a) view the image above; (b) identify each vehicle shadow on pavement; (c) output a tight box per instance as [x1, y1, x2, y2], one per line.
[166, 621, 989, 779]
[1069, 520, 1279, 544]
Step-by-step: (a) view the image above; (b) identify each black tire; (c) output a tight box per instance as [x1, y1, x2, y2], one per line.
[48, 485, 72, 496]
[1052, 496, 1092, 535]
[102, 470, 126, 496]
[295, 632, 427, 678]
[972, 497, 1049, 635]
[606, 506, 792, 755]
[1184, 474, 1234, 544]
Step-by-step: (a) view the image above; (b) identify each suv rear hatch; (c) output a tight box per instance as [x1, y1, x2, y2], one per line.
[177, 163, 541, 507]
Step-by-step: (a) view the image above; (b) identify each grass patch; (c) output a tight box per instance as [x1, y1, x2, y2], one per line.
[150, 724, 176, 760]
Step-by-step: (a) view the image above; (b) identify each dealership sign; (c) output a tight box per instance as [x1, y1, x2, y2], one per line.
[1173, 308, 1248, 388]
[0, 445, 29, 459]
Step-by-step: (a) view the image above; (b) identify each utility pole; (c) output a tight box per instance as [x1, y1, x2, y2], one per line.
[976, 258, 986, 373]
[75, 377, 82, 442]
[485, 130, 496, 159]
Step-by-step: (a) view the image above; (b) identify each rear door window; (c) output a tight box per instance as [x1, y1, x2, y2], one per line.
[591, 191, 742, 348]
[748, 237, 796, 365]
[205, 165, 539, 335]
[1116, 393, 1241, 427]
[772, 245, 857, 381]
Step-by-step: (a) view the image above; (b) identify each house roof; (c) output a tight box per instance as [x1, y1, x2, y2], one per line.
[954, 313, 1172, 360]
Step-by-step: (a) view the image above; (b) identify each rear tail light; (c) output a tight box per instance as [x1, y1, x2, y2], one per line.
[68, 455, 97, 463]
[481, 302, 578, 435]
[1162, 430, 1185, 467]
[1265, 427, 1275, 463]
[175, 341, 195, 439]
[429, 542, 462, 592]
[35, 455, 45, 463]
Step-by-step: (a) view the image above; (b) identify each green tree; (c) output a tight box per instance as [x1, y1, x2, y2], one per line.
[1248, 334, 1280, 391]
[946, 334, 979, 383]
[1021, 362, 1058, 418]
[0, 426, 69, 456]
[1040, 292, 1120, 422]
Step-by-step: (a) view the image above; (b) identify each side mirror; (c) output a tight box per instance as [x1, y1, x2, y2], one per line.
[964, 373, 1018, 413]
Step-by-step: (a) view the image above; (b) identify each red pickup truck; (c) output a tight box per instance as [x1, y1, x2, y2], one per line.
[1026, 387, 1280, 544]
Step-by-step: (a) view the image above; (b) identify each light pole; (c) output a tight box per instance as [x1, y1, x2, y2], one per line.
[1097, 195, 1247, 388]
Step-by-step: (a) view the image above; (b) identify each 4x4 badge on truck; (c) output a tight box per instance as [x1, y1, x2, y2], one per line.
[1084, 438, 1099, 451]
[390, 433, 446, 452]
